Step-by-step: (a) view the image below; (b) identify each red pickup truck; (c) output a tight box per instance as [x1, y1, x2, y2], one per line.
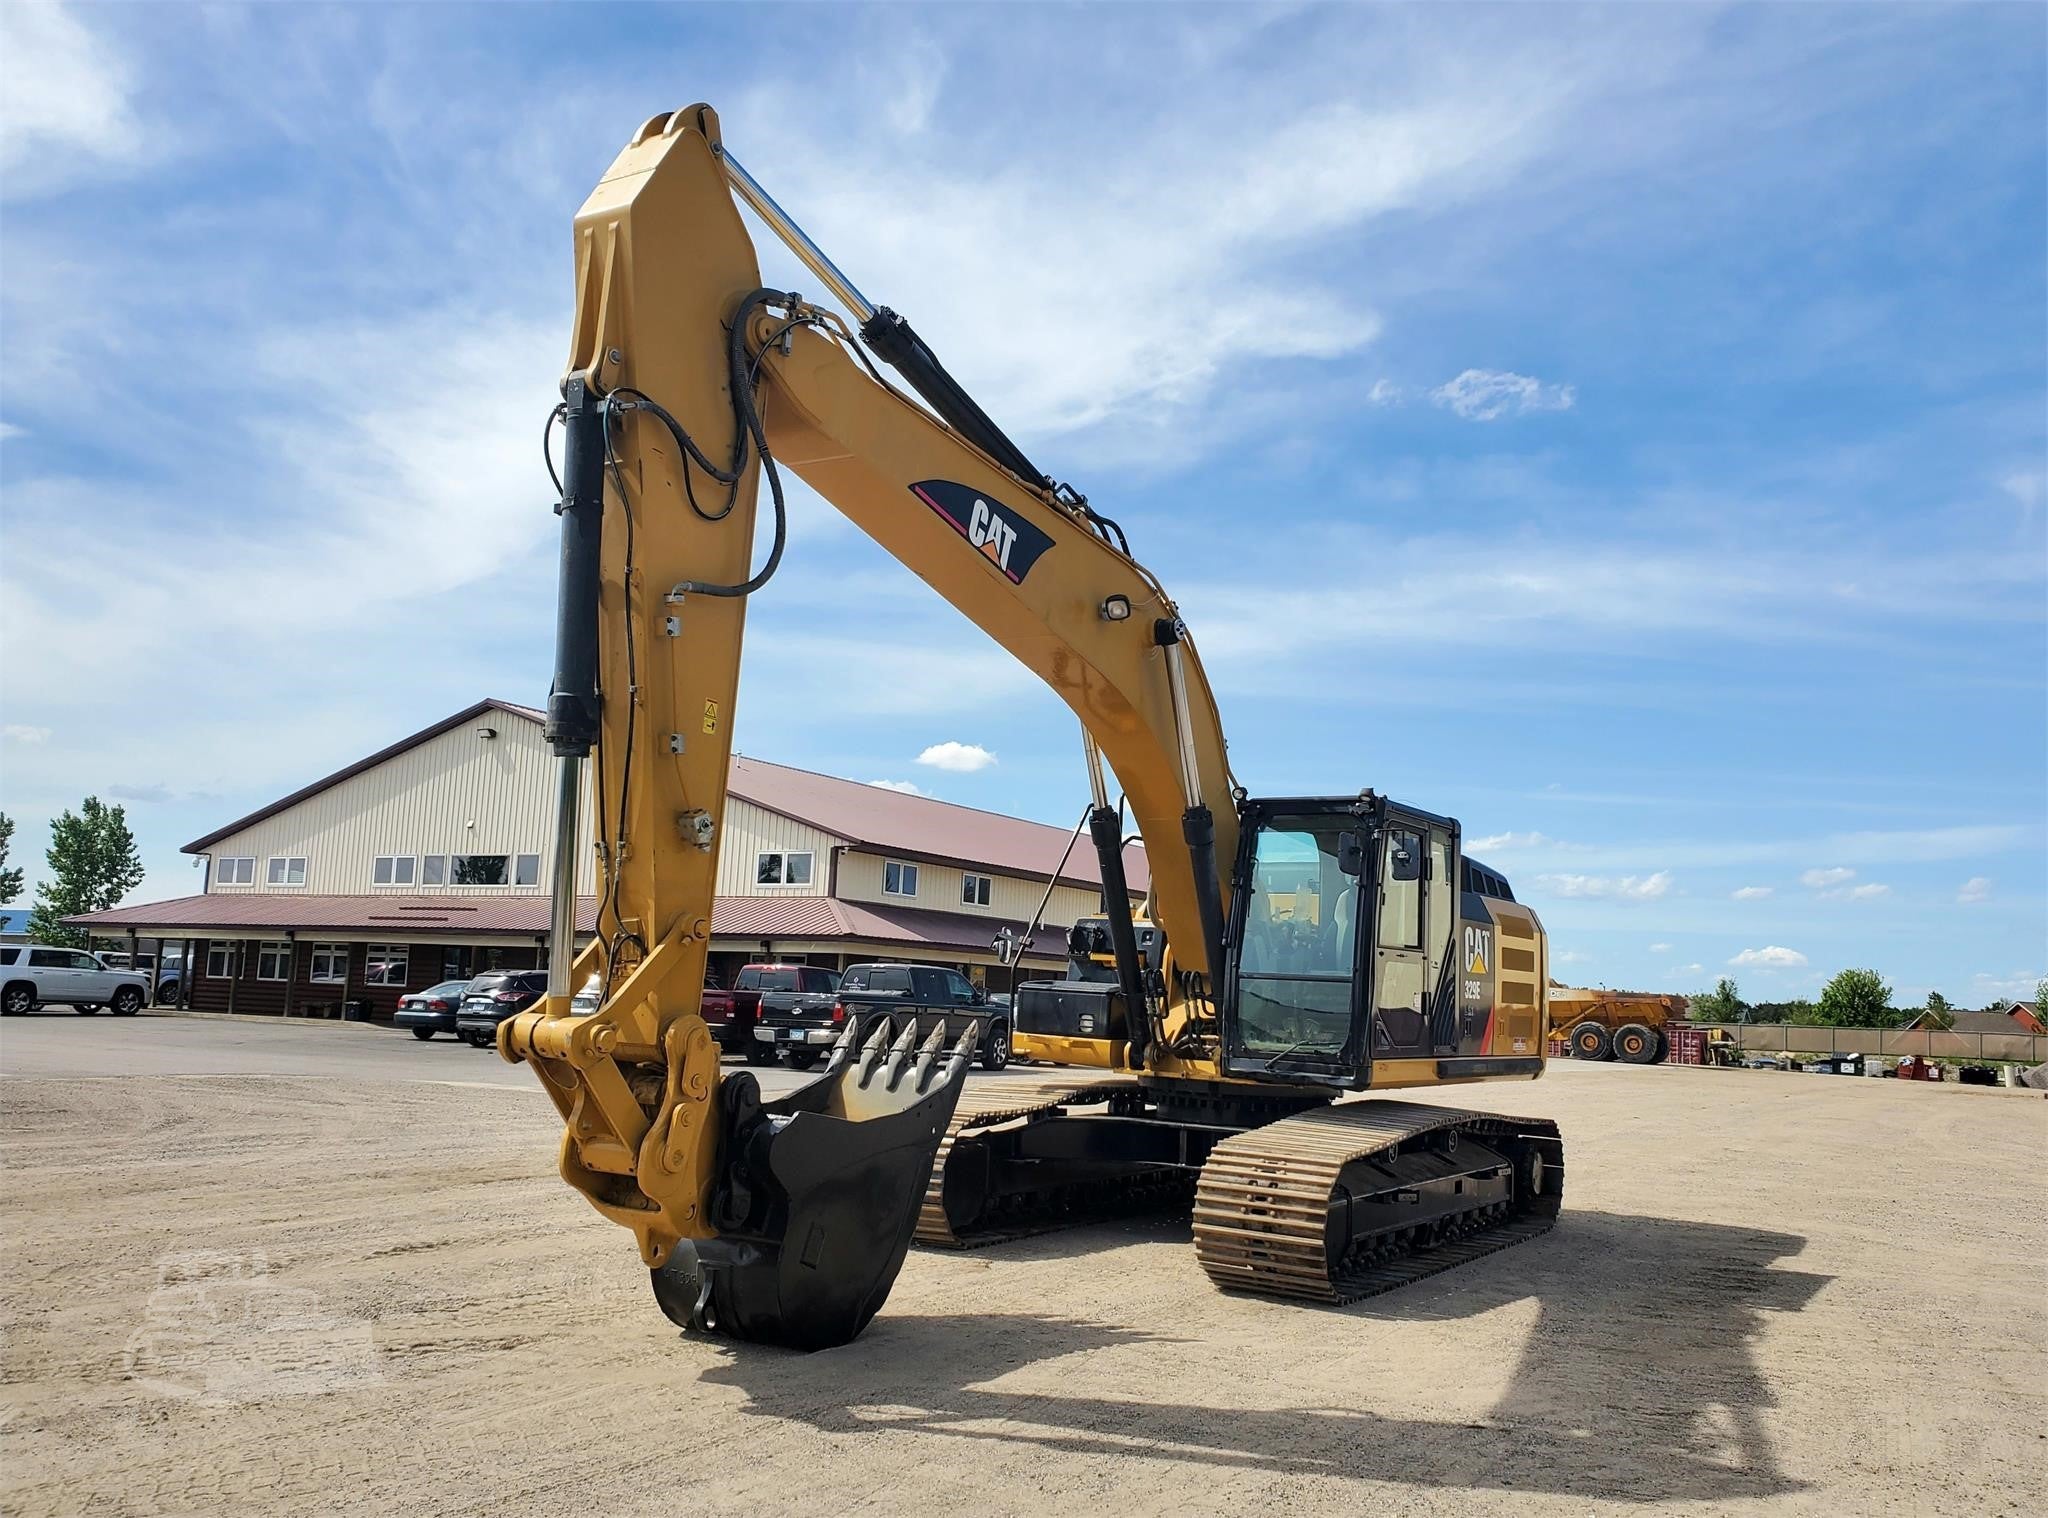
[699, 972, 762, 1058]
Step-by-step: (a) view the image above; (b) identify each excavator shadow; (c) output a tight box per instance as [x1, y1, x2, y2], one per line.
[698, 1209, 1830, 1503]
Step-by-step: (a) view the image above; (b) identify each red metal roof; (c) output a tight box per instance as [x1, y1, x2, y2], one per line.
[67, 893, 592, 936]
[68, 893, 1058, 960]
[178, 700, 1145, 896]
[728, 754, 1148, 893]
[709, 896, 1054, 957]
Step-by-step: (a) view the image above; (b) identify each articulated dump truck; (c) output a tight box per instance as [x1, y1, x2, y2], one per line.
[1549, 986, 1695, 1064]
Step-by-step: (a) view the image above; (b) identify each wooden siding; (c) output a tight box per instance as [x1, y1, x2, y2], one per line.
[182, 937, 541, 1021]
[198, 719, 596, 899]
[714, 801, 840, 897]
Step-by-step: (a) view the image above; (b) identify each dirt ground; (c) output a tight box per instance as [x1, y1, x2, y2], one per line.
[2, 1021, 2042, 1517]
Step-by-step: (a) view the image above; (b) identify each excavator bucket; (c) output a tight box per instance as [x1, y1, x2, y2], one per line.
[651, 1016, 978, 1351]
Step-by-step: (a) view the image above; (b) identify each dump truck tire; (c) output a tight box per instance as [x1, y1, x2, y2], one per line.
[1568, 1021, 1612, 1061]
[1614, 1023, 1659, 1064]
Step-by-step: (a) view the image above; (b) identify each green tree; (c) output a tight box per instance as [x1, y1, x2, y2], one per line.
[1816, 967, 1894, 1028]
[24, 798, 145, 950]
[2035, 978, 2046, 1010]
[0, 813, 21, 903]
[1919, 991, 1954, 1030]
[1690, 977, 1746, 1023]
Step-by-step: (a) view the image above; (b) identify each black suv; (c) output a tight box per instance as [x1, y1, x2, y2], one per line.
[454, 970, 547, 1047]
[834, 962, 1009, 1071]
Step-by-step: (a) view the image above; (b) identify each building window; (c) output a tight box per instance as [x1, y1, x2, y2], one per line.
[266, 856, 307, 887]
[451, 854, 508, 886]
[205, 943, 241, 978]
[962, 873, 993, 908]
[215, 856, 255, 886]
[756, 851, 814, 887]
[515, 853, 540, 886]
[373, 855, 416, 886]
[884, 860, 919, 897]
[309, 944, 349, 984]
[256, 942, 292, 981]
[421, 854, 446, 886]
[364, 945, 408, 986]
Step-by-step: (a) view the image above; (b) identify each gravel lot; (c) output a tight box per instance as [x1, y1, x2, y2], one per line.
[2, 1014, 2041, 1517]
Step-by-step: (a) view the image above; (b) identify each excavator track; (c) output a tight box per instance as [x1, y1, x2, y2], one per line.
[914, 1075, 1150, 1247]
[1193, 1100, 1563, 1304]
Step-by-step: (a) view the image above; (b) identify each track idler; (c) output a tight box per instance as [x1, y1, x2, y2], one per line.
[651, 1016, 976, 1351]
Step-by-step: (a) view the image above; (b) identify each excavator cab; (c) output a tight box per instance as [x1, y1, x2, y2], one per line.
[1219, 794, 1461, 1090]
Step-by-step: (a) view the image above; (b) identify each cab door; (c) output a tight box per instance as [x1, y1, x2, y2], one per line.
[1371, 826, 1431, 1058]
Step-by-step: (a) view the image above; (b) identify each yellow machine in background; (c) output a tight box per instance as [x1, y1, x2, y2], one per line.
[502, 105, 1562, 1350]
[1549, 986, 1694, 1064]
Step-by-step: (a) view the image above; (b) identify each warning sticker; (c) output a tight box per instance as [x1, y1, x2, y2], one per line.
[701, 700, 719, 735]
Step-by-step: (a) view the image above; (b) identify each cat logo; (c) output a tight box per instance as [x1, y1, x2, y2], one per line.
[967, 496, 1017, 571]
[1464, 924, 1491, 977]
[909, 480, 1056, 585]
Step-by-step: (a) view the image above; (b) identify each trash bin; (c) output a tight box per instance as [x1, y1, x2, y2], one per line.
[342, 999, 371, 1022]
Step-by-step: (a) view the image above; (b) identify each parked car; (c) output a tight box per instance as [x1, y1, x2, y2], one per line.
[395, 979, 475, 1040]
[150, 953, 187, 1006]
[745, 964, 846, 1070]
[571, 978, 600, 1014]
[453, 970, 548, 1046]
[816, 962, 1010, 1071]
[0, 945, 151, 1017]
[700, 964, 800, 1061]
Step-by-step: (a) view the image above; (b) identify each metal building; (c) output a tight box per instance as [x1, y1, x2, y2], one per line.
[70, 699, 1146, 1020]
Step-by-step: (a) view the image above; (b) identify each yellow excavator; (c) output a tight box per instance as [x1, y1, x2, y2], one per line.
[502, 105, 1562, 1350]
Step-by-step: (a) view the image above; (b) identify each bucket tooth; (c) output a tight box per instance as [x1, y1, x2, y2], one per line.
[854, 1020, 891, 1083]
[908, 1022, 949, 1090]
[821, 1016, 860, 1073]
[875, 1019, 922, 1092]
[947, 1019, 980, 1078]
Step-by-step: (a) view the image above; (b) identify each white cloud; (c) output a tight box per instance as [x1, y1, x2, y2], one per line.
[1555, 950, 1590, 964]
[1429, 368, 1575, 421]
[0, 1, 140, 198]
[1730, 885, 1773, 900]
[1366, 379, 1405, 406]
[1731, 946, 1808, 968]
[2, 724, 51, 745]
[867, 779, 926, 795]
[1675, 963, 1705, 975]
[1957, 876, 1991, 904]
[1800, 867, 1889, 900]
[1469, 830, 1555, 851]
[1534, 870, 1671, 901]
[747, 54, 1584, 461]
[915, 741, 997, 773]
[1971, 970, 2044, 1002]
[1649, 942, 1672, 954]
[0, 420, 22, 440]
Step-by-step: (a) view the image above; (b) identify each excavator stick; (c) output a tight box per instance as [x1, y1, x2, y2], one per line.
[651, 1019, 978, 1350]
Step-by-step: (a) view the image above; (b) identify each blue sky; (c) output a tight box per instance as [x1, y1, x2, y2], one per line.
[1, 2, 2041, 1006]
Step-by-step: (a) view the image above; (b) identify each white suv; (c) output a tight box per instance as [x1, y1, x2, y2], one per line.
[0, 945, 151, 1016]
